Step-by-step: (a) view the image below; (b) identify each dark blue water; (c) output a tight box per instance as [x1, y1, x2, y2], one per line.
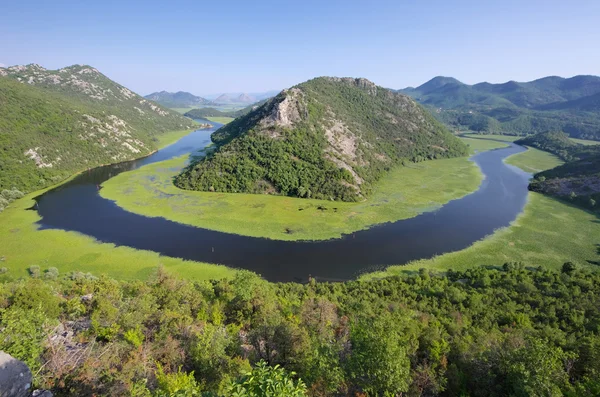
[35, 123, 531, 282]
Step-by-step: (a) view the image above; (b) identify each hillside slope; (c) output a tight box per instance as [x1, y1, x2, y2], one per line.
[144, 90, 212, 108]
[0, 64, 197, 193]
[399, 75, 600, 139]
[175, 77, 468, 201]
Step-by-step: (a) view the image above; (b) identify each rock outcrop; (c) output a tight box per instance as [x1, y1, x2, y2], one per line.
[0, 351, 32, 397]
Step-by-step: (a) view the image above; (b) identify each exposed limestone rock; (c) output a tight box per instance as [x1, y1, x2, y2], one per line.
[0, 351, 32, 397]
[259, 88, 306, 128]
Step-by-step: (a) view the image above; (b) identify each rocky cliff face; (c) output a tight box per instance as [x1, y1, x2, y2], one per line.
[176, 77, 468, 201]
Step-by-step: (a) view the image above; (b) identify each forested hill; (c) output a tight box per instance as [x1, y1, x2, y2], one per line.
[0, 64, 197, 194]
[519, 131, 600, 211]
[183, 99, 269, 119]
[144, 90, 213, 108]
[399, 75, 600, 140]
[175, 77, 468, 201]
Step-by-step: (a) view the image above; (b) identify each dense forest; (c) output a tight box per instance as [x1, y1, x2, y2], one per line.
[399, 75, 600, 140]
[1, 263, 599, 396]
[175, 77, 468, 201]
[0, 64, 197, 194]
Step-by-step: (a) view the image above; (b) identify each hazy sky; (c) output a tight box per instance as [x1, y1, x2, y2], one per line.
[1, 0, 598, 96]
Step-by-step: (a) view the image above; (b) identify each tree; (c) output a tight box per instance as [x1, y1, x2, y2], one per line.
[346, 316, 412, 396]
[227, 360, 307, 397]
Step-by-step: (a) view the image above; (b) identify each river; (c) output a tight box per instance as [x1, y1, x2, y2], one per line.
[34, 122, 531, 282]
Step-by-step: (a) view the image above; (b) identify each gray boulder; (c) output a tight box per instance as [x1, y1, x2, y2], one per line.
[0, 351, 32, 397]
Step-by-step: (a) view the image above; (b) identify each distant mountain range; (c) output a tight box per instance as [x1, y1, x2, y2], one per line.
[398, 75, 600, 140]
[0, 64, 197, 194]
[144, 91, 213, 108]
[145, 90, 278, 107]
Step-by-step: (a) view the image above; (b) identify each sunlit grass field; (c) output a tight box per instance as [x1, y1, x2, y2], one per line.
[569, 137, 600, 145]
[100, 155, 483, 241]
[505, 146, 564, 173]
[206, 116, 235, 124]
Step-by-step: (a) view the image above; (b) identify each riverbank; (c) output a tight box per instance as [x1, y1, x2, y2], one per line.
[0, 127, 237, 281]
[100, 153, 483, 241]
[363, 139, 597, 279]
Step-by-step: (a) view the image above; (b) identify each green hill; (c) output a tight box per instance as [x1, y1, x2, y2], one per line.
[518, 131, 600, 211]
[183, 99, 269, 119]
[399, 75, 600, 140]
[175, 77, 468, 201]
[0, 64, 197, 194]
[144, 90, 213, 108]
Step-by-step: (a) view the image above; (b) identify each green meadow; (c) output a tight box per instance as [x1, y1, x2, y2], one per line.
[206, 116, 235, 124]
[569, 137, 600, 145]
[505, 146, 564, 173]
[100, 155, 483, 241]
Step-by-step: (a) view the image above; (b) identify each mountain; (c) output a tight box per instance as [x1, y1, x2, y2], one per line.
[183, 99, 270, 120]
[398, 75, 600, 140]
[236, 93, 255, 103]
[175, 77, 468, 202]
[213, 93, 232, 104]
[144, 91, 212, 108]
[0, 64, 198, 194]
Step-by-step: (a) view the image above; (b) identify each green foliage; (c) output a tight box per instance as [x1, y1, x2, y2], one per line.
[346, 316, 412, 396]
[177, 77, 468, 201]
[2, 265, 600, 395]
[0, 305, 49, 371]
[0, 65, 196, 194]
[155, 364, 202, 396]
[227, 360, 307, 397]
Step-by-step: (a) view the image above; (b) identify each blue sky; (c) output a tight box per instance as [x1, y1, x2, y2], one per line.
[1, 0, 598, 96]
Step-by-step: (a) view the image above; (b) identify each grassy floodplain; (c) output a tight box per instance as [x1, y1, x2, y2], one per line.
[364, 135, 598, 279]
[0, 128, 237, 281]
[206, 116, 235, 124]
[569, 137, 600, 145]
[100, 154, 483, 241]
[505, 146, 564, 173]
[363, 193, 600, 278]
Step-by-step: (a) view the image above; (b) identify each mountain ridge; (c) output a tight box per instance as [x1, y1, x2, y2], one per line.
[398, 74, 600, 139]
[0, 63, 198, 194]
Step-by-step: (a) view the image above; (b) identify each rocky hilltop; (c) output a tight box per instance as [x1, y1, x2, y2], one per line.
[175, 77, 468, 201]
[0, 64, 198, 193]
